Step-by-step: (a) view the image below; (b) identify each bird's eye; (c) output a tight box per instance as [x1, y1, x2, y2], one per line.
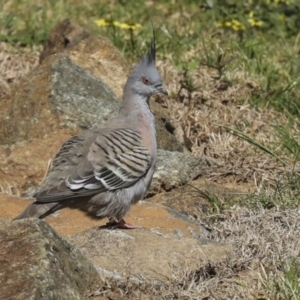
[142, 77, 150, 85]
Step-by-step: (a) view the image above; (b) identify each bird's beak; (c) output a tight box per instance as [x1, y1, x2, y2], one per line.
[156, 86, 168, 96]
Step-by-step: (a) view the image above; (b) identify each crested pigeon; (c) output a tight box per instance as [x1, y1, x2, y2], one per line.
[14, 35, 168, 229]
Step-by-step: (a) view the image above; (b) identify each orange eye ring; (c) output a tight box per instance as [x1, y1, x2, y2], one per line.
[142, 77, 150, 85]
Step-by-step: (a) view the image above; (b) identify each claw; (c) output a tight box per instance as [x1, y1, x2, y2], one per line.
[105, 218, 143, 229]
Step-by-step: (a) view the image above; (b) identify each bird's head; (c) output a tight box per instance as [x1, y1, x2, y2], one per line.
[125, 36, 168, 99]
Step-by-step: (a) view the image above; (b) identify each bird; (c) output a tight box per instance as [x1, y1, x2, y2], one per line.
[14, 33, 168, 229]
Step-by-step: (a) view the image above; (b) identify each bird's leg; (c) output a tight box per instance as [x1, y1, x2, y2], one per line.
[117, 219, 143, 229]
[105, 218, 143, 229]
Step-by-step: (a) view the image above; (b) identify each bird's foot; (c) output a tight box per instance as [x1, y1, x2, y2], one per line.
[105, 218, 143, 229]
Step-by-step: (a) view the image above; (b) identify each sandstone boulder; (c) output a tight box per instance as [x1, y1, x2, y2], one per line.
[0, 218, 99, 300]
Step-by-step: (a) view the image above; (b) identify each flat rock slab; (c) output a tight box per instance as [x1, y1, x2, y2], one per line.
[0, 218, 99, 300]
[67, 226, 230, 285]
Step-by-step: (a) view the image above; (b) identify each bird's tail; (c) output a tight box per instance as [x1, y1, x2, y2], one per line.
[14, 202, 62, 220]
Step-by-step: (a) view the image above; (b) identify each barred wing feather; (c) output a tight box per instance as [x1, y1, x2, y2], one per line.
[35, 128, 151, 202]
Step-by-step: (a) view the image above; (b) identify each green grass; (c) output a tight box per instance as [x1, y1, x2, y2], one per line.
[1, 0, 300, 115]
[261, 258, 300, 300]
[220, 123, 300, 209]
[187, 182, 227, 214]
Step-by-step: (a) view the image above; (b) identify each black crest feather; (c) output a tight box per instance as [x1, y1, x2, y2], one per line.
[143, 24, 156, 66]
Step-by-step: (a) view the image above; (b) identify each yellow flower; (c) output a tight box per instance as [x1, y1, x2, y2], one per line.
[247, 11, 263, 27]
[94, 19, 111, 27]
[232, 24, 245, 31]
[231, 19, 240, 26]
[94, 19, 142, 30]
[216, 20, 245, 31]
[231, 19, 245, 31]
[248, 18, 263, 27]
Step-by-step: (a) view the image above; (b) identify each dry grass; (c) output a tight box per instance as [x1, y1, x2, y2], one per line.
[2, 22, 300, 299]
[0, 42, 40, 99]
[158, 59, 300, 194]
[204, 207, 300, 299]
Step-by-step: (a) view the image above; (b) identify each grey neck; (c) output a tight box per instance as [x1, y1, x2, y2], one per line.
[120, 89, 151, 116]
[117, 90, 155, 131]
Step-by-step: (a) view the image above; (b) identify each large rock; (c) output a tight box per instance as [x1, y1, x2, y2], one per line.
[67, 225, 230, 285]
[0, 218, 99, 300]
[50, 56, 119, 129]
[67, 34, 128, 100]
[0, 53, 120, 145]
[40, 19, 129, 100]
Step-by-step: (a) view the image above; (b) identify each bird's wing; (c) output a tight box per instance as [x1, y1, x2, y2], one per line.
[35, 128, 151, 202]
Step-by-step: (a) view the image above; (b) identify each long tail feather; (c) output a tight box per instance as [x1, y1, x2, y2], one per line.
[14, 202, 62, 220]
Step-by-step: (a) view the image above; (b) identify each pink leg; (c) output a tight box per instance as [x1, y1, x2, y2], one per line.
[106, 218, 143, 229]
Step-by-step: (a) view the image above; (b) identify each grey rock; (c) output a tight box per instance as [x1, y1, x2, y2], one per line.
[149, 149, 205, 194]
[0, 218, 99, 300]
[50, 56, 120, 130]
